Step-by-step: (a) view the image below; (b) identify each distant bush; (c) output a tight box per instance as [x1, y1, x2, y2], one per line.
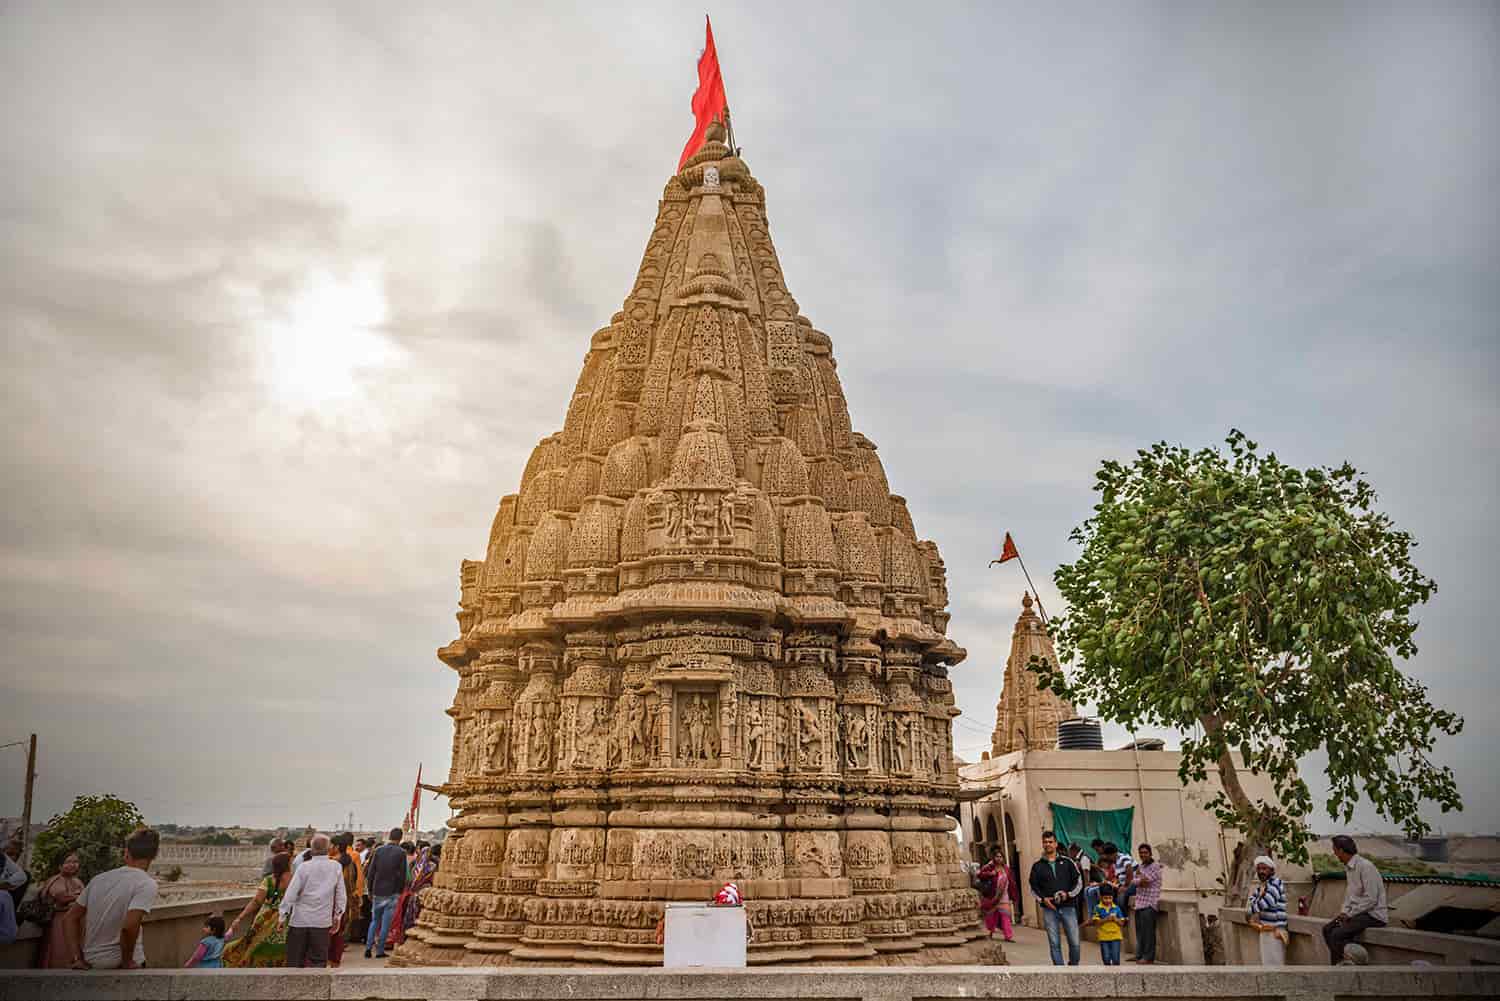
[1311, 852, 1438, 877]
[193, 832, 238, 846]
[161, 865, 184, 882]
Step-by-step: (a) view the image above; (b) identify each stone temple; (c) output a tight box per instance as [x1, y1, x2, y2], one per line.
[991, 592, 1077, 756]
[405, 121, 991, 966]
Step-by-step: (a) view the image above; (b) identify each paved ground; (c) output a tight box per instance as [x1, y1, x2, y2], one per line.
[992, 924, 1111, 966]
[333, 946, 392, 969]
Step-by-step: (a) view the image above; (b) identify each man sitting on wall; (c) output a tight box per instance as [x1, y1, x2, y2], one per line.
[1322, 835, 1387, 964]
[66, 827, 160, 969]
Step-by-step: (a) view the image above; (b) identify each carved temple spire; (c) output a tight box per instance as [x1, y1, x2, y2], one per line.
[991, 592, 1077, 756]
[420, 111, 989, 968]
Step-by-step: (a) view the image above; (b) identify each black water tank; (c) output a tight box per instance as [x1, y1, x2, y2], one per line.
[1057, 719, 1104, 750]
[1417, 837, 1449, 862]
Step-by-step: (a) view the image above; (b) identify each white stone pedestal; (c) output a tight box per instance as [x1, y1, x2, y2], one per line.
[662, 902, 747, 968]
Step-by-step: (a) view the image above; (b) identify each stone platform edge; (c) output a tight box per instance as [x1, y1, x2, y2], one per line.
[2, 966, 1498, 1001]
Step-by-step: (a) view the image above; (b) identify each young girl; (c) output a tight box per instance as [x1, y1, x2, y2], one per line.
[1086, 885, 1126, 966]
[184, 915, 226, 968]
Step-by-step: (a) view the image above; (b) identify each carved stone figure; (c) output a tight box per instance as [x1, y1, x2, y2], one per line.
[529, 713, 551, 770]
[625, 696, 645, 763]
[681, 694, 710, 762]
[718, 492, 734, 541]
[745, 701, 766, 769]
[845, 710, 869, 769]
[893, 718, 910, 772]
[798, 701, 823, 769]
[645, 698, 662, 759]
[485, 715, 509, 772]
[691, 492, 715, 543]
[663, 492, 683, 543]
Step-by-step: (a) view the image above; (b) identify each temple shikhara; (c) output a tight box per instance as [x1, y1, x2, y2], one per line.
[991, 592, 1078, 756]
[405, 120, 990, 966]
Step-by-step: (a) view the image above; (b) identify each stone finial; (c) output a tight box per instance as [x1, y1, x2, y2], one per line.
[705, 117, 727, 143]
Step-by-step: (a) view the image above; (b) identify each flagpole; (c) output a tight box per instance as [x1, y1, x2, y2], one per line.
[989, 537, 1050, 627]
[1014, 554, 1049, 628]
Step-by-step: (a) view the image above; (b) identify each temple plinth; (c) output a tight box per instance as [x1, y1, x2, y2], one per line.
[403, 121, 992, 966]
[990, 592, 1077, 756]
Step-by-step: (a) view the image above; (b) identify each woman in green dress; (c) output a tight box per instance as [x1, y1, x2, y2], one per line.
[223, 852, 291, 967]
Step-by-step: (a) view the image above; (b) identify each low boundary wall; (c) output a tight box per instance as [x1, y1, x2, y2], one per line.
[3, 967, 1498, 1001]
[1219, 906, 1500, 966]
[0, 894, 254, 970]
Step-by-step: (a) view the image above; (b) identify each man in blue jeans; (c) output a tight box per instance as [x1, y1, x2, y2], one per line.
[364, 827, 409, 959]
[1028, 830, 1083, 965]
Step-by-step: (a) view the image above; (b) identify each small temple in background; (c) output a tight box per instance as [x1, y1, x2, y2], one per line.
[990, 592, 1076, 756]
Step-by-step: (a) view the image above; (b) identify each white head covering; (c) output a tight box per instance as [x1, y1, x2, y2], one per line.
[1253, 855, 1275, 871]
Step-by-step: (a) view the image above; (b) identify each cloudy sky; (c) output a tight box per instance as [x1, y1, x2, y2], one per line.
[1, 2, 1495, 836]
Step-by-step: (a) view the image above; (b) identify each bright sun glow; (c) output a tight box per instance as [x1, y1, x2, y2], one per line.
[261, 267, 402, 410]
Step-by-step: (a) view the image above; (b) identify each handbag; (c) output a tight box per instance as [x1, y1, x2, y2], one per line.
[17, 881, 56, 925]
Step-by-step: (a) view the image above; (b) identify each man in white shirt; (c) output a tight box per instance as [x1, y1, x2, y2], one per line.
[1323, 835, 1388, 963]
[279, 832, 346, 967]
[65, 828, 161, 969]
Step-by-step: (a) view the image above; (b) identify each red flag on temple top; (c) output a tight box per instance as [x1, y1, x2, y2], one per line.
[995, 532, 1020, 564]
[403, 764, 422, 832]
[677, 16, 729, 170]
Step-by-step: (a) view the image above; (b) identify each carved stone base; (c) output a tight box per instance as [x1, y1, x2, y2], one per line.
[391, 933, 1004, 968]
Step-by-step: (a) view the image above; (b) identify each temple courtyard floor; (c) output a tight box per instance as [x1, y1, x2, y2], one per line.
[3, 962, 1497, 1000]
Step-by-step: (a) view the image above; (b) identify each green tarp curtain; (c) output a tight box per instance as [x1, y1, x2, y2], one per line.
[1048, 802, 1134, 858]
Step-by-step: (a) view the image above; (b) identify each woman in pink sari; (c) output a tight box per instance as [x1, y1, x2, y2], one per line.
[976, 852, 1014, 942]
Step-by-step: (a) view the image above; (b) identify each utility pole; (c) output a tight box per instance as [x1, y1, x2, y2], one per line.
[20, 734, 36, 869]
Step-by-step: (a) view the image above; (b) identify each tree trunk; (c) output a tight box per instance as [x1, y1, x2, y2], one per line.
[1202, 715, 1267, 906]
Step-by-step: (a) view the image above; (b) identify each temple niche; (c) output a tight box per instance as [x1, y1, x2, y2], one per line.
[406, 120, 991, 966]
[991, 592, 1078, 756]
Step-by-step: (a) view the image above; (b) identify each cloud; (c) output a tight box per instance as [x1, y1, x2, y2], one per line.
[0, 1, 1495, 834]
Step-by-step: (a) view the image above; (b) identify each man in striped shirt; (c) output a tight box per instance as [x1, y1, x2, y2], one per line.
[1128, 843, 1163, 963]
[1247, 855, 1288, 966]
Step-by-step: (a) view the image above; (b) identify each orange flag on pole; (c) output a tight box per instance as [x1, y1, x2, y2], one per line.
[995, 532, 1020, 564]
[678, 16, 728, 170]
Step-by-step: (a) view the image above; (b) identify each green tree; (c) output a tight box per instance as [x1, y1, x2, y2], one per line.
[1031, 431, 1463, 894]
[193, 831, 237, 846]
[31, 794, 146, 883]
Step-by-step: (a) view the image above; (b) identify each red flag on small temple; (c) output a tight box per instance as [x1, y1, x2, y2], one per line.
[677, 16, 728, 170]
[404, 764, 422, 832]
[995, 532, 1020, 564]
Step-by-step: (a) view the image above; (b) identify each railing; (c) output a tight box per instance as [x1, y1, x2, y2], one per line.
[153, 844, 266, 866]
